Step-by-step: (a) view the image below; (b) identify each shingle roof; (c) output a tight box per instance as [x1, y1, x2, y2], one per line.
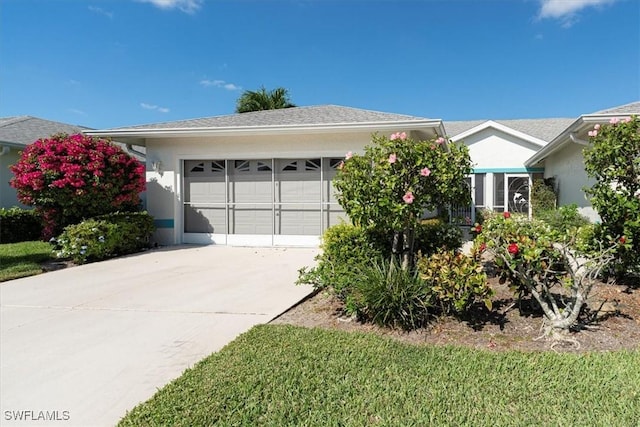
[589, 101, 640, 115]
[116, 105, 431, 130]
[0, 116, 89, 146]
[444, 118, 575, 143]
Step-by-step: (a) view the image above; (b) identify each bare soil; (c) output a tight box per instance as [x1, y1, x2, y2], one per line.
[272, 276, 640, 352]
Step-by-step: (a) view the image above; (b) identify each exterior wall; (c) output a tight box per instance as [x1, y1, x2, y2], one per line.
[143, 131, 381, 245]
[543, 141, 599, 221]
[0, 148, 27, 209]
[463, 128, 542, 171]
[456, 128, 542, 217]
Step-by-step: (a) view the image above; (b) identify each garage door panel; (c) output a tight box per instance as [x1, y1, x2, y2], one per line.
[231, 206, 273, 234]
[276, 204, 321, 235]
[184, 205, 225, 233]
[186, 181, 226, 204]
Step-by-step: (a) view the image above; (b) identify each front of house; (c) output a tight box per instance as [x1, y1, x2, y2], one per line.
[88, 106, 444, 246]
[88, 105, 577, 247]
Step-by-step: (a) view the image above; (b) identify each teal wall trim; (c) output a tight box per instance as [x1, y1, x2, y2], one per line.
[472, 167, 544, 173]
[154, 219, 174, 228]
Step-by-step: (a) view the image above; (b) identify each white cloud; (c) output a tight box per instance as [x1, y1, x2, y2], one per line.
[200, 79, 242, 91]
[141, 103, 170, 113]
[538, 0, 618, 27]
[68, 108, 87, 116]
[88, 5, 114, 19]
[136, 0, 203, 14]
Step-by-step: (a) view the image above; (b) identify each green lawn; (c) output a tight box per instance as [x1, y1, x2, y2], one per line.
[0, 241, 53, 282]
[119, 324, 640, 426]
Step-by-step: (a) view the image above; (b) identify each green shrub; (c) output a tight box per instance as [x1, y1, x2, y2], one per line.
[531, 178, 556, 215]
[0, 207, 43, 243]
[417, 251, 492, 315]
[351, 257, 432, 330]
[53, 212, 155, 264]
[297, 223, 386, 297]
[414, 218, 462, 255]
[536, 204, 590, 238]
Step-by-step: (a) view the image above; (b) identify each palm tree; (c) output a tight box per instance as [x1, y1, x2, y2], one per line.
[235, 86, 296, 113]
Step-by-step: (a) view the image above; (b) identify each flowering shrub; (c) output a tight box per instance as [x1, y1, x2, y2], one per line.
[584, 115, 640, 276]
[10, 134, 146, 239]
[334, 132, 472, 267]
[475, 212, 618, 340]
[52, 212, 155, 264]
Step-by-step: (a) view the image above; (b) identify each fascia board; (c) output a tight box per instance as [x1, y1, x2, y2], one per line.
[450, 120, 547, 147]
[525, 117, 586, 166]
[85, 120, 443, 139]
[524, 112, 637, 167]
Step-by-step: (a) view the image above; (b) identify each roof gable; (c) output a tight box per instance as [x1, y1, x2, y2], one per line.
[445, 118, 574, 143]
[449, 120, 550, 148]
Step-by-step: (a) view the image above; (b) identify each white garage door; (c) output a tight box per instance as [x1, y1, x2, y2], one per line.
[183, 158, 347, 246]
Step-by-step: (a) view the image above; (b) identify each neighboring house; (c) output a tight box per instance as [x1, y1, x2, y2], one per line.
[0, 116, 90, 209]
[444, 118, 573, 222]
[87, 105, 444, 246]
[525, 101, 640, 221]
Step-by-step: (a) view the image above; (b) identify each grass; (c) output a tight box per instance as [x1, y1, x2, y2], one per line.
[0, 241, 53, 282]
[119, 324, 640, 426]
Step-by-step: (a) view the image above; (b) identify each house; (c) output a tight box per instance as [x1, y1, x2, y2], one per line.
[444, 118, 573, 222]
[525, 101, 640, 221]
[87, 105, 445, 246]
[0, 116, 90, 209]
[14, 103, 635, 246]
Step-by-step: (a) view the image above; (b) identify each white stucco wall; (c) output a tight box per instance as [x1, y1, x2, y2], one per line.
[543, 141, 598, 221]
[461, 128, 542, 171]
[0, 148, 27, 209]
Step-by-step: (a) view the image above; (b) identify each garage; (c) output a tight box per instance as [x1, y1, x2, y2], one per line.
[183, 157, 347, 246]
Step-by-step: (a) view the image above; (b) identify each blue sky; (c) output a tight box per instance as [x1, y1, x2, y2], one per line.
[1, 0, 638, 129]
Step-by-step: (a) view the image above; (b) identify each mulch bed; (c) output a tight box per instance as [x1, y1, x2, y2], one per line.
[272, 276, 640, 352]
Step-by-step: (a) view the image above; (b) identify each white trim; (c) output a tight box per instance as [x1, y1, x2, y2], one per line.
[86, 120, 443, 139]
[450, 120, 548, 147]
[525, 113, 638, 167]
[273, 235, 321, 247]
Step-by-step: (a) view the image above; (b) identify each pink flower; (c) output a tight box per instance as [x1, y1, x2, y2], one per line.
[403, 191, 414, 204]
[420, 167, 431, 177]
[588, 130, 598, 137]
[610, 117, 620, 124]
[345, 151, 353, 160]
[624, 117, 632, 123]
[503, 211, 511, 219]
[508, 243, 519, 255]
[388, 153, 397, 164]
[390, 132, 407, 141]
[436, 137, 446, 144]
[594, 124, 601, 130]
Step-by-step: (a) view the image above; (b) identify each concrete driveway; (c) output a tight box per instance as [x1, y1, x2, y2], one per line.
[0, 245, 317, 427]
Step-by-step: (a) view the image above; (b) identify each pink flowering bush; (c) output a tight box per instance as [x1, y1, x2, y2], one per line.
[334, 132, 472, 268]
[584, 115, 640, 276]
[10, 133, 146, 238]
